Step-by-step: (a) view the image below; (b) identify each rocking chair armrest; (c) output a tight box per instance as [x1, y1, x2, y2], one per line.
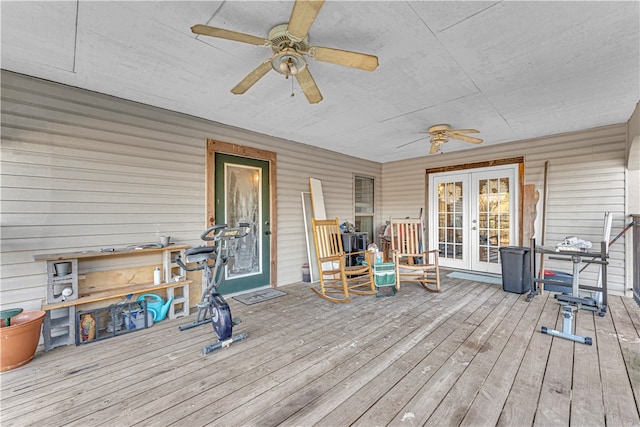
[392, 249, 439, 256]
[318, 254, 344, 263]
[347, 249, 369, 257]
[393, 252, 427, 257]
[393, 250, 440, 266]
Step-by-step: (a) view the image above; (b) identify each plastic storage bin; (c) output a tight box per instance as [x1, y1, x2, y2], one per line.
[122, 306, 153, 330]
[499, 246, 531, 294]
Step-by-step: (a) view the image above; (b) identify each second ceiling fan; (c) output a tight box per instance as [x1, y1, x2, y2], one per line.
[192, 0, 379, 104]
[423, 125, 483, 154]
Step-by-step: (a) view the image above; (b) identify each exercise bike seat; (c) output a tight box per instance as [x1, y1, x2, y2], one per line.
[185, 246, 217, 264]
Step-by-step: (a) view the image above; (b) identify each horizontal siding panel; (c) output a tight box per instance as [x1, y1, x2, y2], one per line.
[1, 200, 203, 214]
[1, 151, 202, 181]
[1, 89, 207, 148]
[0, 162, 203, 189]
[1, 222, 199, 240]
[0, 176, 203, 198]
[1, 117, 203, 159]
[0, 274, 47, 292]
[0, 288, 47, 310]
[1, 138, 203, 175]
[0, 213, 203, 228]
[1, 188, 202, 205]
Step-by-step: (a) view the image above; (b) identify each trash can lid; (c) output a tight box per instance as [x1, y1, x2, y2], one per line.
[499, 246, 530, 253]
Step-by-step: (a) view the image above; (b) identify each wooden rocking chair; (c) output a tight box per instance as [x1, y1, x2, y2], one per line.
[311, 217, 376, 303]
[390, 218, 441, 292]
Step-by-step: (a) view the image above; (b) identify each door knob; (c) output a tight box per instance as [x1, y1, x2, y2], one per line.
[265, 231, 272, 235]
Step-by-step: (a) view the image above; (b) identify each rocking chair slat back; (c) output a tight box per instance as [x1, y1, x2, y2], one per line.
[392, 219, 423, 255]
[313, 219, 343, 259]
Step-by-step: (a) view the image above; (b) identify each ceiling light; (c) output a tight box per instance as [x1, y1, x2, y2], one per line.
[272, 48, 306, 77]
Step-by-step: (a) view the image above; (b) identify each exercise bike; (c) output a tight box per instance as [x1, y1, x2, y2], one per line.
[176, 223, 250, 354]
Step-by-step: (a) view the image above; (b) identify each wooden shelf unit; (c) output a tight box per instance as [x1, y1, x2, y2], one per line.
[35, 245, 191, 351]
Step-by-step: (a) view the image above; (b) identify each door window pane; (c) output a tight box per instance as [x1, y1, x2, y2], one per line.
[355, 176, 374, 214]
[477, 177, 510, 264]
[437, 181, 463, 260]
[355, 176, 374, 242]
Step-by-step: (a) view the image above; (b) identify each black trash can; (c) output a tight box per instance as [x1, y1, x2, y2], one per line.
[499, 246, 531, 294]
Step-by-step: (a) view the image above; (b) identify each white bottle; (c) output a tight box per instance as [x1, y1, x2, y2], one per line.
[154, 267, 161, 285]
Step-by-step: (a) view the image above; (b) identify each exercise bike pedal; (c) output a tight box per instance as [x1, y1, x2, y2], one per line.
[232, 318, 242, 326]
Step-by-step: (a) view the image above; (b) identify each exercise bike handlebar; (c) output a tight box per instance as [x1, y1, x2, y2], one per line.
[200, 222, 251, 241]
[178, 223, 252, 271]
[201, 224, 228, 241]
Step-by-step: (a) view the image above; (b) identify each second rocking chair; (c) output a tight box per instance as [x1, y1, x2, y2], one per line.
[390, 218, 441, 292]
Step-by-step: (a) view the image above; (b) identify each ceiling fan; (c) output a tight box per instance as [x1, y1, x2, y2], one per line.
[423, 124, 483, 154]
[191, 0, 379, 104]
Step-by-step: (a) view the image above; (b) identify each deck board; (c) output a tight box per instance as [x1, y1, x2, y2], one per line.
[1, 276, 639, 427]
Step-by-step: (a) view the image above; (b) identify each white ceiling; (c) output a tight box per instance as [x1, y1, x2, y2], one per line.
[2, 1, 639, 162]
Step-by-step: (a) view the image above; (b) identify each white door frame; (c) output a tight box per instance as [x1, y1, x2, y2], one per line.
[429, 164, 520, 274]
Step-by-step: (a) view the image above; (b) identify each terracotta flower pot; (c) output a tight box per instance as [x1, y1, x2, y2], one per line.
[0, 310, 46, 372]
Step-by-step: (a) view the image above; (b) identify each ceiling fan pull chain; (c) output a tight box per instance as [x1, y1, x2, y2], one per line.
[291, 78, 295, 97]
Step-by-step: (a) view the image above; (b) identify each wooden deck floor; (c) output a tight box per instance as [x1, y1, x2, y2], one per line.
[1, 276, 639, 426]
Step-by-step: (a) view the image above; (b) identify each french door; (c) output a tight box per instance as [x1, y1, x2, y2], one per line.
[429, 165, 518, 274]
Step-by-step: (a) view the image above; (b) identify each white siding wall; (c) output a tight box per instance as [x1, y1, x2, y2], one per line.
[381, 125, 629, 295]
[0, 71, 381, 310]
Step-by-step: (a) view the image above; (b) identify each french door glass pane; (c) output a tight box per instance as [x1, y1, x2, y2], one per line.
[477, 177, 510, 264]
[437, 181, 463, 260]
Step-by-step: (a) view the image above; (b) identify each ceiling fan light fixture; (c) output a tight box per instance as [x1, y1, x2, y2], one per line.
[272, 49, 307, 77]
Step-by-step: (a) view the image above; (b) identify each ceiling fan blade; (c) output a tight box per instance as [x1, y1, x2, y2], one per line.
[449, 134, 483, 144]
[449, 129, 479, 134]
[295, 67, 323, 104]
[309, 46, 378, 71]
[287, 0, 325, 39]
[231, 61, 273, 94]
[191, 25, 267, 46]
[429, 142, 440, 154]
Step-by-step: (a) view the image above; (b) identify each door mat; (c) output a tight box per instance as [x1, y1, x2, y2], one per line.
[447, 271, 502, 285]
[233, 289, 287, 305]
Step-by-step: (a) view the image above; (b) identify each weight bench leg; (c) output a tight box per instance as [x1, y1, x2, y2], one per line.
[541, 305, 592, 345]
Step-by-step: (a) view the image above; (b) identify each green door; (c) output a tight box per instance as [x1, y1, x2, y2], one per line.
[215, 153, 271, 294]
